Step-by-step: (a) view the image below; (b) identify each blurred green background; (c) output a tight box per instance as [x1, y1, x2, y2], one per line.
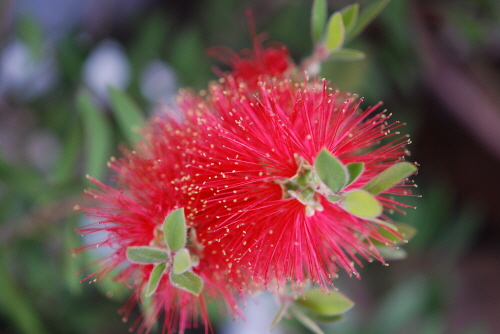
[1, 0, 499, 333]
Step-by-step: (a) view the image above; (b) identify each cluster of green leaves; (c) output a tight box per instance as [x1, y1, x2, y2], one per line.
[126, 208, 203, 297]
[314, 148, 417, 219]
[270, 289, 354, 334]
[311, 0, 391, 61]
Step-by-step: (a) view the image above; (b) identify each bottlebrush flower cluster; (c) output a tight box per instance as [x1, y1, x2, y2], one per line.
[76, 32, 417, 334]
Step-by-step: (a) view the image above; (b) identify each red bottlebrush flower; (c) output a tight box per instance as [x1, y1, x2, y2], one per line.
[207, 42, 292, 90]
[174, 75, 416, 290]
[74, 117, 250, 333]
[207, 26, 293, 90]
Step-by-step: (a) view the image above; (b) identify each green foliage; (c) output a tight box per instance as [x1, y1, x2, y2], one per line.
[173, 248, 191, 274]
[163, 208, 187, 253]
[346, 162, 364, 186]
[126, 246, 169, 264]
[146, 263, 166, 297]
[311, 0, 327, 43]
[346, 0, 392, 42]
[341, 189, 382, 218]
[170, 271, 203, 296]
[296, 289, 354, 316]
[314, 148, 348, 193]
[325, 13, 345, 52]
[77, 89, 113, 181]
[108, 87, 145, 144]
[363, 162, 417, 195]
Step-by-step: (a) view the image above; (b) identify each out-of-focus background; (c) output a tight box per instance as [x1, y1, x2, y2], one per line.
[1, 0, 499, 333]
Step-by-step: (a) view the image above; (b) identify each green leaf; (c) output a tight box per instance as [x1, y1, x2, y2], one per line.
[307, 313, 345, 323]
[163, 208, 187, 252]
[126, 246, 169, 264]
[146, 262, 166, 297]
[289, 305, 325, 334]
[173, 248, 191, 274]
[346, 0, 391, 42]
[314, 148, 348, 193]
[52, 120, 81, 184]
[341, 189, 382, 218]
[376, 246, 408, 260]
[341, 4, 359, 33]
[328, 48, 366, 61]
[346, 162, 364, 186]
[363, 162, 417, 195]
[324, 13, 345, 51]
[170, 271, 203, 296]
[296, 289, 354, 316]
[269, 302, 290, 331]
[108, 86, 145, 144]
[77, 89, 113, 181]
[311, 0, 327, 43]
[375, 222, 417, 245]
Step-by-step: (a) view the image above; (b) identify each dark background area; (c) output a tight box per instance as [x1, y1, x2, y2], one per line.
[0, 0, 499, 333]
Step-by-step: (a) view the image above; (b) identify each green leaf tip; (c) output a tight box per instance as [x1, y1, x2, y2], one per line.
[146, 262, 166, 297]
[341, 4, 359, 33]
[325, 12, 345, 51]
[170, 271, 203, 296]
[314, 148, 347, 193]
[163, 208, 187, 253]
[311, 0, 327, 43]
[173, 248, 192, 274]
[346, 0, 391, 42]
[296, 289, 355, 316]
[363, 162, 417, 195]
[126, 246, 169, 264]
[342, 189, 382, 218]
[346, 162, 364, 186]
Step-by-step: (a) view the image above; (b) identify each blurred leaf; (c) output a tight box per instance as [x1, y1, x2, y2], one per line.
[170, 271, 203, 296]
[341, 4, 359, 33]
[435, 203, 482, 266]
[371, 276, 428, 333]
[325, 13, 345, 51]
[290, 305, 325, 334]
[346, 162, 364, 186]
[126, 246, 169, 264]
[329, 48, 366, 61]
[173, 248, 191, 274]
[373, 222, 416, 246]
[269, 302, 290, 330]
[346, 0, 391, 42]
[0, 250, 48, 334]
[0, 158, 45, 198]
[146, 262, 166, 297]
[311, 0, 327, 43]
[63, 216, 83, 295]
[376, 245, 407, 260]
[307, 313, 345, 323]
[129, 12, 170, 70]
[77, 89, 113, 181]
[163, 208, 187, 253]
[342, 189, 382, 218]
[108, 87, 145, 144]
[315, 148, 347, 193]
[53, 120, 81, 184]
[17, 15, 43, 60]
[296, 289, 354, 316]
[363, 162, 417, 195]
